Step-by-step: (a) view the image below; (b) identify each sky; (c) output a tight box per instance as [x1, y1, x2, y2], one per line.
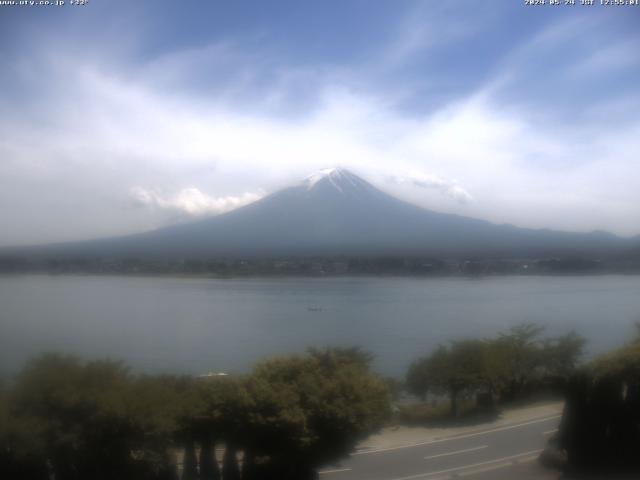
[0, 0, 639, 247]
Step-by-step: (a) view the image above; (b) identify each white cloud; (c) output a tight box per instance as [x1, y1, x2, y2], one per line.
[388, 172, 473, 204]
[129, 187, 263, 216]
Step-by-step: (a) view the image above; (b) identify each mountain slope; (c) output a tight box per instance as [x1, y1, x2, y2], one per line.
[7, 168, 636, 259]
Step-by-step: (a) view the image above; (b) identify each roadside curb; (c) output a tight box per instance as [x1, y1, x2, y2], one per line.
[354, 403, 563, 455]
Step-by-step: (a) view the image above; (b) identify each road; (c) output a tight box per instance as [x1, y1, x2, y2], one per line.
[319, 414, 561, 480]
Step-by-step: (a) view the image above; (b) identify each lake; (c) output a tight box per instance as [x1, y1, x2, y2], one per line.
[1, 274, 639, 378]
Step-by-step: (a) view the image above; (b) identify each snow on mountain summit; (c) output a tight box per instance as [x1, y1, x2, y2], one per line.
[304, 167, 347, 189]
[302, 168, 375, 197]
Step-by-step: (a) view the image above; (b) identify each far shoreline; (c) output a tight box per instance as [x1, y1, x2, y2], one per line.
[2, 270, 640, 281]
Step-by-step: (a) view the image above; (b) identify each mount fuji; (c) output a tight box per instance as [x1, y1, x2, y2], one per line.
[9, 168, 636, 259]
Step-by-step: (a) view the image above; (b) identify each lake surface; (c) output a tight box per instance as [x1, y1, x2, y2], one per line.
[1, 274, 639, 377]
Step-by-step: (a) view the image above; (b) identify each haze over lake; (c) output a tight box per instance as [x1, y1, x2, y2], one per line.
[1, 274, 639, 378]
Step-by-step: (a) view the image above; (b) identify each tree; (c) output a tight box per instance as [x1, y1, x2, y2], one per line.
[307, 346, 375, 370]
[559, 340, 640, 474]
[242, 348, 390, 479]
[408, 325, 587, 412]
[9, 354, 141, 480]
[0, 380, 49, 480]
[490, 325, 586, 400]
[126, 375, 183, 479]
[194, 376, 250, 480]
[494, 324, 545, 399]
[406, 340, 489, 417]
[6, 354, 186, 480]
[542, 331, 586, 378]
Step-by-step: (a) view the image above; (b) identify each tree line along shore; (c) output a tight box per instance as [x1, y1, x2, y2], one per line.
[2, 254, 640, 276]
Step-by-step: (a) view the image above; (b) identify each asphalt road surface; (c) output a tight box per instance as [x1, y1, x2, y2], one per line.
[319, 414, 561, 480]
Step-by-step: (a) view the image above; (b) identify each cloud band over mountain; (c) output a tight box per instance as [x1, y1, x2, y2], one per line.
[130, 187, 263, 217]
[387, 173, 473, 204]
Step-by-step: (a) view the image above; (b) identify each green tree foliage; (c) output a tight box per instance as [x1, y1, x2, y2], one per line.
[406, 340, 489, 417]
[195, 376, 250, 480]
[493, 325, 586, 399]
[492, 324, 545, 400]
[542, 331, 587, 378]
[0, 379, 49, 480]
[406, 325, 586, 416]
[242, 347, 390, 478]
[0, 347, 391, 480]
[4, 354, 156, 480]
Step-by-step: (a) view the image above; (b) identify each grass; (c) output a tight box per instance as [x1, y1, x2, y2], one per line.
[395, 398, 501, 427]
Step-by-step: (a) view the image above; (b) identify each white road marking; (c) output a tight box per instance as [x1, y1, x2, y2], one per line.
[319, 467, 352, 475]
[424, 445, 488, 460]
[351, 415, 561, 456]
[543, 429, 558, 435]
[389, 449, 543, 480]
[456, 453, 539, 477]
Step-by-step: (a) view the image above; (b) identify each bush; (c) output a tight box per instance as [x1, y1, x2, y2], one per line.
[558, 341, 640, 475]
